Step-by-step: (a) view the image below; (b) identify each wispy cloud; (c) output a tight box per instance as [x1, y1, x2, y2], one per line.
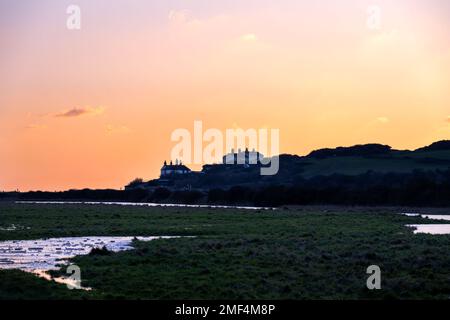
[240, 33, 257, 42]
[168, 9, 191, 24]
[25, 124, 47, 130]
[106, 124, 131, 134]
[167, 9, 203, 27]
[376, 117, 389, 124]
[446, 116, 450, 123]
[55, 106, 105, 118]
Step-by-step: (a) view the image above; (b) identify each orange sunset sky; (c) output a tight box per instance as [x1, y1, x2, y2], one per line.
[1, 0, 449, 191]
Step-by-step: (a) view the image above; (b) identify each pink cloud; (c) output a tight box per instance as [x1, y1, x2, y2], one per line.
[55, 107, 105, 118]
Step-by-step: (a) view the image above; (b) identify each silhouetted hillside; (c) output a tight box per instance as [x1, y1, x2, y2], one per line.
[6, 140, 450, 207]
[307, 144, 392, 159]
[179, 141, 450, 189]
[415, 140, 450, 152]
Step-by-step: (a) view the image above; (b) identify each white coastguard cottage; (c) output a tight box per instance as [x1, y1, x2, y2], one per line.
[160, 159, 191, 178]
[222, 148, 263, 166]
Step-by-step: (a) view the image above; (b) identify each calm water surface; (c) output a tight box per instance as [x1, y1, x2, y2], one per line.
[16, 201, 274, 210]
[0, 236, 180, 289]
[402, 213, 450, 234]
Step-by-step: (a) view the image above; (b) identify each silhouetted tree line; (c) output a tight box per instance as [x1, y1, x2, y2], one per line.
[207, 169, 450, 207]
[0, 192, 20, 200]
[307, 144, 392, 159]
[5, 168, 450, 207]
[16, 189, 150, 202]
[9, 187, 204, 205]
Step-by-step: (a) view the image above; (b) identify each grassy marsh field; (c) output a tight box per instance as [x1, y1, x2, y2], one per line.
[1, 202, 450, 299]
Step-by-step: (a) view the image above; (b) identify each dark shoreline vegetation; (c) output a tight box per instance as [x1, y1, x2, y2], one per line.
[3, 141, 450, 207]
[1, 203, 450, 299]
[4, 167, 450, 207]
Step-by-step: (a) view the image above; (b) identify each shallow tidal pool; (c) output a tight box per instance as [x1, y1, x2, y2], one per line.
[0, 236, 179, 287]
[402, 213, 450, 234]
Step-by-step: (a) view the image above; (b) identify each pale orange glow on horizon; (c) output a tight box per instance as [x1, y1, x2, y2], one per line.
[1, 0, 449, 191]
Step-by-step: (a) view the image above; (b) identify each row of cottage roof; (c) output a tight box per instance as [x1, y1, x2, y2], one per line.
[160, 148, 264, 177]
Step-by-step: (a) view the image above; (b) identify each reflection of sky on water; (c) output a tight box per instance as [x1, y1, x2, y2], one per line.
[0, 236, 178, 289]
[407, 224, 450, 235]
[402, 213, 450, 234]
[16, 201, 274, 210]
[0, 236, 175, 272]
